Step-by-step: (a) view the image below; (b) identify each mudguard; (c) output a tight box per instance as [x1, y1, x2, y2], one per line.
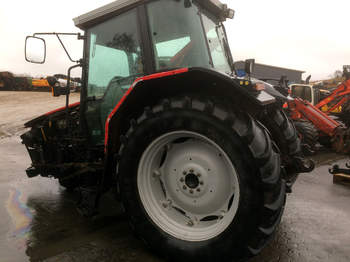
[104, 67, 284, 154]
[24, 102, 80, 128]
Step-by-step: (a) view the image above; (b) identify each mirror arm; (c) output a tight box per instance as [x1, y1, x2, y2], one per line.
[65, 62, 83, 129]
[56, 34, 78, 63]
[33, 32, 85, 63]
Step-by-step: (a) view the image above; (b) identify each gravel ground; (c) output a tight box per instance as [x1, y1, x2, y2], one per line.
[0, 91, 79, 138]
[0, 91, 349, 262]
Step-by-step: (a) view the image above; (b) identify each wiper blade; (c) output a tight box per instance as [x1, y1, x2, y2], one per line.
[222, 38, 235, 76]
[216, 25, 235, 76]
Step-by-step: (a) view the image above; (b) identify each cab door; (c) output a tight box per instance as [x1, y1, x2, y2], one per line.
[82, 8, 145, 145]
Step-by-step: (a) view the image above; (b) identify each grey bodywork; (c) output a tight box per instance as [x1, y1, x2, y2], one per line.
[73, 0, 232, 29]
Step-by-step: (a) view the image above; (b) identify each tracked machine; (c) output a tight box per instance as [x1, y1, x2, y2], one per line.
[21, 1, 314, 261]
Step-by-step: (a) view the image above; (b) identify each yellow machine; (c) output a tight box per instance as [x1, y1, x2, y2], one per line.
[31, 78, 51, 89]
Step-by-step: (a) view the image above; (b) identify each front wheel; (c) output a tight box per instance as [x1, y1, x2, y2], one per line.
[294, 120, 319, 154]
[117, 97, 285, 261]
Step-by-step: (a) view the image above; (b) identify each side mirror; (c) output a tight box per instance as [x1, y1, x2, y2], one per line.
[25, 36, 46, 64]
[244, 59, 255, 75]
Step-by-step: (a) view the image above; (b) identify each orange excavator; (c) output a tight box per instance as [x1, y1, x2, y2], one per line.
[265, 67, 350, 154]
[290, 65, 350, 117]
[286, 66, 350, 153]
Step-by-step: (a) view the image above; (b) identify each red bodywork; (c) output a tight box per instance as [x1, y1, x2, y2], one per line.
[315, 79, 350, 114]
[289, 98, 341, 136]
[104, 68, 189, 151]
[44, 102, 80, 116]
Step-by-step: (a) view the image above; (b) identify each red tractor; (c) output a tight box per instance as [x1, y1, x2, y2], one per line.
[21, 1, 313, 261]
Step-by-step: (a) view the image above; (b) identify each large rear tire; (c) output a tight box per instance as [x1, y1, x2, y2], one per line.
[117, 96, 285, 262]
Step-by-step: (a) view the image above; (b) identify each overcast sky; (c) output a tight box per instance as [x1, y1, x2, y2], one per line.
[0, 0, 349, 80]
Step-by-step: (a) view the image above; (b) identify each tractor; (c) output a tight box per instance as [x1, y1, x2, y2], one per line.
[21, 0, 313, 261]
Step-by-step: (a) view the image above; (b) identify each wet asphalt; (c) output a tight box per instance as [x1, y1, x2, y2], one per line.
[0, 136, 350, 262]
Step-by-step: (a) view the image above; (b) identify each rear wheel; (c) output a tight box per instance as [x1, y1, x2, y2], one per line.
[118, 96, 285, 262]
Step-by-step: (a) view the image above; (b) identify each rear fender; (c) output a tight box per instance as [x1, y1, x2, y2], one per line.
[105, 67, 276, 156]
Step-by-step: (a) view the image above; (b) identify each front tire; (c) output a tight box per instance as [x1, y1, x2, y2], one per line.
[294, 120, 319, 154]
[117, 96, 285, 261]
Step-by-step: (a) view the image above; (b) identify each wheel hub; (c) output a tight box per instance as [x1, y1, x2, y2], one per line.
[185, 173, 199, 189]
[137, 131, 240, 242]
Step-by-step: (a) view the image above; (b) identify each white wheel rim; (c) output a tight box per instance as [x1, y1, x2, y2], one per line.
[137, 131, 240, 242]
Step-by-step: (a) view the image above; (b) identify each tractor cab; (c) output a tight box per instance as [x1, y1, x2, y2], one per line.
[77, 0, 235, 144]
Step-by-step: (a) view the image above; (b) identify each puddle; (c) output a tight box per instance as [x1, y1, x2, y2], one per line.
[6, 188, 34, 249]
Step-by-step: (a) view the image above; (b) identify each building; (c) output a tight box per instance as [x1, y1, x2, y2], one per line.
[235, 61, 305, 84]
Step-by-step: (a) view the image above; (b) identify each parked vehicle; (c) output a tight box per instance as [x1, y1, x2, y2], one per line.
[21, 1, 313, 261]
[274, 71, 350, 153]
[289, 66, 350, 115]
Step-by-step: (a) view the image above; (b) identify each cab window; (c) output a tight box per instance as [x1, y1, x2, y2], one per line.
[86, 9, 144, 98]
[147, 0, 211, 70]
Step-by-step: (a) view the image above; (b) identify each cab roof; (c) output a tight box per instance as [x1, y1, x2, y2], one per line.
[73, 0, 232, 30]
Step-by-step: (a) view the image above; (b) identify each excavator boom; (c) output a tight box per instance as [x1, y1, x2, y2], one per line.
[315, 79, 350, 114]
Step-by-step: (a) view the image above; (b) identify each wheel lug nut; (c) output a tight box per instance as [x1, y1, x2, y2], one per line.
[190, 169, 194, 173]
[180, 177, 184, 182]
[197, 188, 200, 192]
[200, 181, 204, 185]
[183, 185, 187, 190]
[190, 189, 194, 194]
[183, 171, 187, 175]
[197, 173, 201, 177]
